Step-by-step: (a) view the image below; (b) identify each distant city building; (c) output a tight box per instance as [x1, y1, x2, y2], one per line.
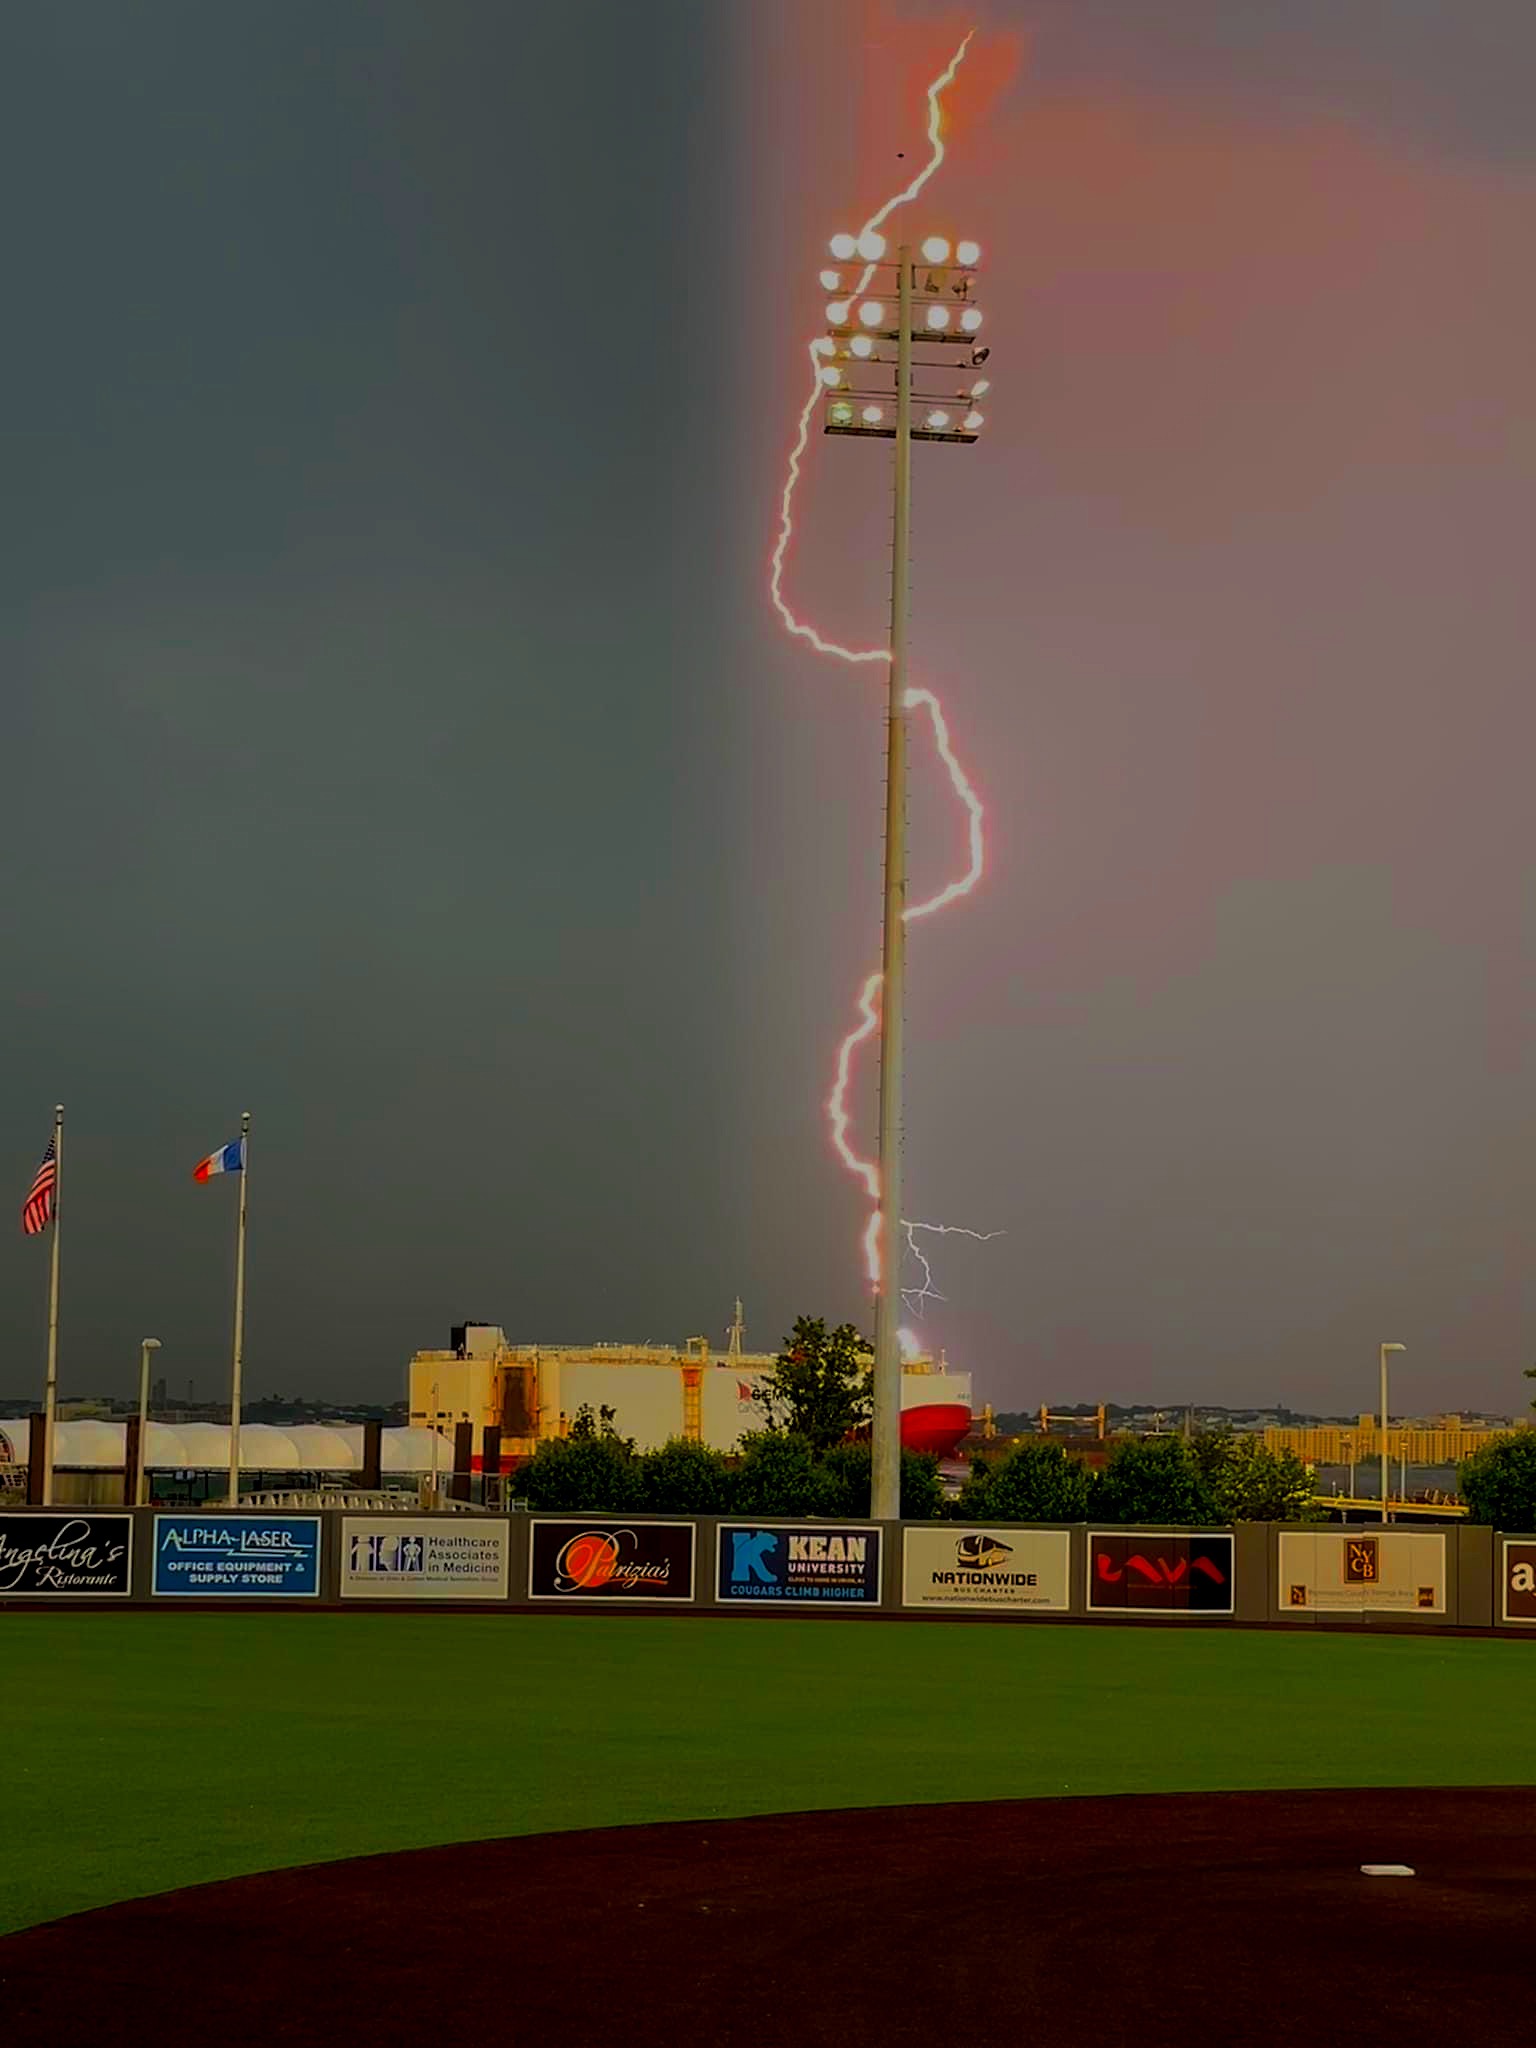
[408, 1314, 974, 1460]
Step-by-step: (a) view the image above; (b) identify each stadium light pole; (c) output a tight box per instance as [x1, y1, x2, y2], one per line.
[136, 1337, 161, 1507]
[818, 232, 990, 1521]
[1379, 1343, 1405, 1525]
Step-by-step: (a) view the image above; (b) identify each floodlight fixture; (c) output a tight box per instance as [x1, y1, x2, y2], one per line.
[851, 334, 875, 358]
[859, 301, 885, 327]
[926, 409, 951, 429]
[820, 268, 843, 291]
[819, 366, 843, 388]
[963, 410, 984, 431]
[960, 308, 983, 332]
[812, 337, 835, 357]
[829, 232, 858, 260]
[970, 346, 990, 366]
[921, 235, 951, 264]
[856, 228, 887, 261]
[826, 301, 851, 327]
[862, 405, 884, 425]
[925, 305, 951, 330]
[970, 377, 990, 396]
[828, 398, 854, 426]
[956, 239, 981, 266]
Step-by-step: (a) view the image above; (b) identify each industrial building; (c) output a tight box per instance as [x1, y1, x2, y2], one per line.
[407, 1311, 975, 1461]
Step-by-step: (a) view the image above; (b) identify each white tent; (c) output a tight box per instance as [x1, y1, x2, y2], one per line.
[0, 1419, 458, 1472]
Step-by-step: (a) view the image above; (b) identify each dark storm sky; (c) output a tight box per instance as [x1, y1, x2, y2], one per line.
[1, 3, 743, 1401]
[4, 4, 1533, 1418]
[732, 1, 1536, 1417]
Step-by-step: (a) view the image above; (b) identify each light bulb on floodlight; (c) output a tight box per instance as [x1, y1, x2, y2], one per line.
[963, 411, 984, 431]
[819, 366, 842, 388]
[829, 233, 858, 261]
[926, 409, 950, 429]
[850, 334, 874, 358]
[925, 305, 951, 330]
[828, 400, 854, 425]
[956, 239, 981, 266]
[826, 301, 850, 326]
[862, 405, 883, 425]
[819, 269, 842, 291]
[960, 308, 983, 332]
[921, 235, 951, 265]
[970, 377, 990, 396]
[859, 301, 885, 327]
[811, 337, 835, 357]
[856, 229, 886, 261]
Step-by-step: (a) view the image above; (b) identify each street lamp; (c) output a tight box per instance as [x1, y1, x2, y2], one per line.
[818, 233, 993, 1522]
[1380, 1343, 1405, 1524]
[137, 1338, 162, 1507]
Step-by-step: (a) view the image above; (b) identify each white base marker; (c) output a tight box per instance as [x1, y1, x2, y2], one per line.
[1360, 1864, 1416, 1877]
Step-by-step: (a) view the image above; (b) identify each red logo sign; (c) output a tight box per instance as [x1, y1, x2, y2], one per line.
[1088, 1534, 1234, 1614]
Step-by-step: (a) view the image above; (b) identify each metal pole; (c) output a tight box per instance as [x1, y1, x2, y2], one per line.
[137, 1338, 160, 1507]
[1379, 1343, 1389, 1526]
[871, 245, 913, 1526]
[41, 1104, 63, 1508]
[227, 1112, 251, 1509]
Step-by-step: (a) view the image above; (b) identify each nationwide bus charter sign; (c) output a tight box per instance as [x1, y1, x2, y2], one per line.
[0, 1514, 131, 1597]
[1087, 1533, 1234, 1616]
[716, 1524, 881, 1604]
[902, 1527, 1070, 1612]
[152, 1515, 321, 1597]
[340, 1517, 509, 1600]
[529, 1519, 695, 1601]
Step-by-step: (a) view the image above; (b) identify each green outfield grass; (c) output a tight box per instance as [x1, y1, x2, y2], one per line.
[3, 1612, 1532, 1933]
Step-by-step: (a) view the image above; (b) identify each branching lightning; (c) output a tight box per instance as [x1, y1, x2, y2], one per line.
[770, 28, 1000, 1326]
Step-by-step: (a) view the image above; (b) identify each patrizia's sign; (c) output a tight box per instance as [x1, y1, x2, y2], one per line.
[1087, 1533, 1234, 1615]
[0, 1515, 131, 1597]
[528, 1520, 696, 1601]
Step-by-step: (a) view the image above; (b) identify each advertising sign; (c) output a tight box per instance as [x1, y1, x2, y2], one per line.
[1087, 1532, 1234, 1615]
[529, 1519, 695, 1601]
[0, 1514, 131, 1597]
[1278, 1530, 1445, 1614]
[716, 1524, 881, 1604]
[902, 1526, 1070, 1612]
[152, 1515, 321, 1597]
[340, 1517, 509, 1600]
[1501, 1541, 1536, 1625]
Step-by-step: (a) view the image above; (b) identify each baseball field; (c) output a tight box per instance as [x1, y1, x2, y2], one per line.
[5, 1612, 1533, 1917]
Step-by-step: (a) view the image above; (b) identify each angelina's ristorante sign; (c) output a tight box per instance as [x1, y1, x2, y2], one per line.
[0, 1515, 132, 1596]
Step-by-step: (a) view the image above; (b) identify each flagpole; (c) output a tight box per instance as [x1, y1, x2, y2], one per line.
[41, 1104, 63, 1508]
[227, 1111, 251, 1510]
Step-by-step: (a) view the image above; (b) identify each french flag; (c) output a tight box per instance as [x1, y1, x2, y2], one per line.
[193, 1138, 245, 1182]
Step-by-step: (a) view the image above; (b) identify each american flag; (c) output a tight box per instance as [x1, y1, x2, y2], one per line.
[21, 1137, 57, 1237]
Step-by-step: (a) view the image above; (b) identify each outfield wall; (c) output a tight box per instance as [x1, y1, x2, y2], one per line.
[0, 1510, 1532, 1633]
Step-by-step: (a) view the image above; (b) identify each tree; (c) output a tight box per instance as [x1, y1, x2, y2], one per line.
[1192, 1430, 1318, 1522]
[760, 1316, 872, 1454]
[815, 1444, 946, 1520]
[1460, 1431, 1536, 1527]
[959, 1439, 1093, 1524]
[1095, 1436, 1217, 1525]
[516, 1413, 640, 1513]
[638, 1438, 733, 1514]
[731, 1432, 832, 1517]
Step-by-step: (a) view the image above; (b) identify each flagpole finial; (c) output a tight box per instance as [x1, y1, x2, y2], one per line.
[240, 1110, 252, 1127]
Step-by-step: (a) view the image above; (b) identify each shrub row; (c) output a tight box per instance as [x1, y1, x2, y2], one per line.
[512, 1427, 1321, 1525]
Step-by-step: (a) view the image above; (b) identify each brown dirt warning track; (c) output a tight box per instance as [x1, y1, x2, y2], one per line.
[2, 1789, 1533, 2047]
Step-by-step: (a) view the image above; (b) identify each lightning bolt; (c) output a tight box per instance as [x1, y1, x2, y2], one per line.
[770, 28, 999, 1318]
